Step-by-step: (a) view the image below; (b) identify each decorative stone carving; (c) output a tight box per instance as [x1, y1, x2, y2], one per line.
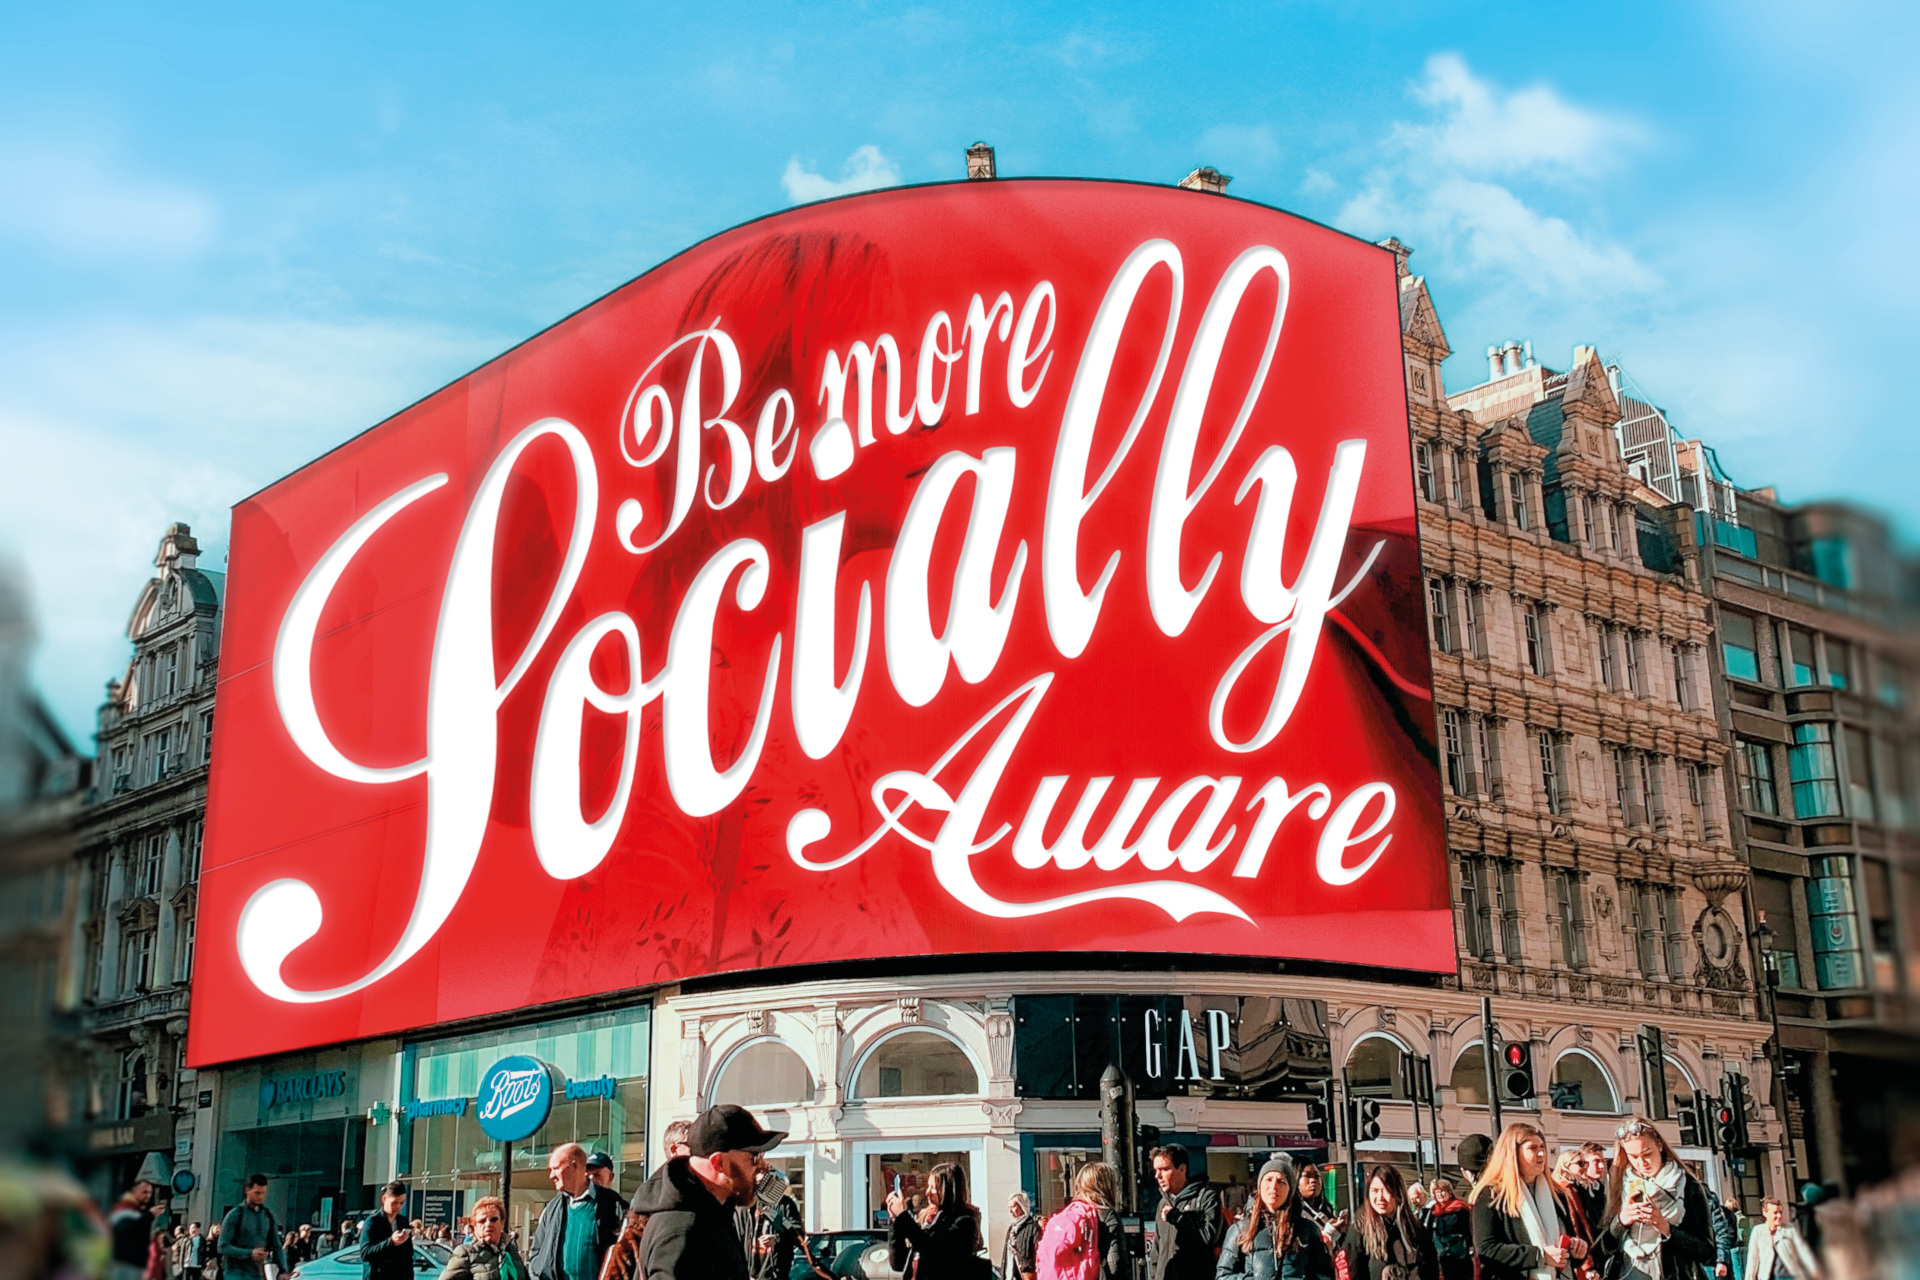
[1377, 1007, 1397, 1029]
[1575, 1024, 1593, 1044]
[898, 997, 922, 1024]
[746, 1009, 767, 1036]
[986, 1006, 1016, 1081]
[1689, 863, 1748, 905]
[982, 1099, 1024, 1130]
[1693, 906, 1750, 992]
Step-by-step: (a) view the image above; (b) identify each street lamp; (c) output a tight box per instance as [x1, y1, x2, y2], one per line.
[1753, 912, 1802, 1200]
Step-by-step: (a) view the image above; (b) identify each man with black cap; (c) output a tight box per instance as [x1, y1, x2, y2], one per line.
[586, 1151, 617, 1191]
[630, 1104, 785, 1280]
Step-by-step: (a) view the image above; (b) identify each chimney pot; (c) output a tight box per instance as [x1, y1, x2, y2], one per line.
[1177, 166, 1232, 194]
[965, 142, 996, 180]
[1488, 346, 1503, 380]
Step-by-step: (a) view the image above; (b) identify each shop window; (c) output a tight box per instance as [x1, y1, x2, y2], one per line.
[1428, 578, 1454, 653]
[1448, 1044, 1487, 1106]
[1548, 866, 1586, 967]
[1720, 613, 1761, 683]
[1752, 874, 1803, 989]
[1789, 723, 1843, 818]
[1461, 586, 1486, 658]
[1865, 859, 1897, 990]
[1549, 1051, 1617, 1113]
[712, 1041, 815, 1107]
[1838, 725, 1875, 823]
[1443, 710, 1466, 796]
[1786, 628, 1816, 688]
[1735, 740, 1779, 816]
[867, 1151, 970, 1228]
[853, 1032, 978, 1099]
[1538, 732, 1566, 816]
[1523, 603, 1551, 676]
[1672, 645, 1694, 709]
[1825, 637, 1852, 691]
[1344, 1036, 1411, 1100]
[1809, 856, 1864, 990]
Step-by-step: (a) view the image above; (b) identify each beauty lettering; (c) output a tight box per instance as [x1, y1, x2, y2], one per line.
[237, 237, 1390, 1005]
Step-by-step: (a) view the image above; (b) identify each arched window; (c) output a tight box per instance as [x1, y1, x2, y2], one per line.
[712, 1041, 815, 1107]
[1549, 1051, 1619, 1113]
[1449, 1043, 1487, 1106]
[853, 1031, 979, 1100]
[1346, 1036, 1411, 1099]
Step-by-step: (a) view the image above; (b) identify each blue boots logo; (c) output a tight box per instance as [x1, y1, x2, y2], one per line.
[475, 1056, 559, 1142]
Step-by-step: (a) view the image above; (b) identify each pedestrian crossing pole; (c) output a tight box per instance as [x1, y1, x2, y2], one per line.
[1482, 997, 1504, 1136]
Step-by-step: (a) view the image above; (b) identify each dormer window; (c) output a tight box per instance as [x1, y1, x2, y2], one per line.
[1508, 473, 1530, 531]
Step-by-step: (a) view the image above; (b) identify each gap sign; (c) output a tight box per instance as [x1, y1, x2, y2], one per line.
[189, 179, 1448, 1065]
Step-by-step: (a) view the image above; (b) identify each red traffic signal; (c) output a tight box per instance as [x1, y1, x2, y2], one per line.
[1714, 1105, 1735, 1125]
[1505, 1044, 1528, 1068]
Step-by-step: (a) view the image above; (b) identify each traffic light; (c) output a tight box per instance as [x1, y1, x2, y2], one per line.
[1678, 1096, 1704, 1147]
[1307, 1080, 1337, 1143]
[1719, 1075, 1751, 1150]
[1349, 1097, 1382, 1142]
[1637, 1026, 1669, 1121]
[1500, 1041, 1535, 1103]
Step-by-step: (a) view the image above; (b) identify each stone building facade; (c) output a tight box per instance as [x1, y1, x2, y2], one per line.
[50, 523, 222, 1201]
[1390, 241, 1777, 1187]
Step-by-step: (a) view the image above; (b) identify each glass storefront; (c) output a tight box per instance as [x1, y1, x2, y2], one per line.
[866, 1150, 971, 1228]
[401, 1005, 650, 1242]
[211, 1042, 398, 1232]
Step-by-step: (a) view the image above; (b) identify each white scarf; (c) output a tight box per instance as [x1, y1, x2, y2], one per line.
[1514, 1176, 1562, 1280]
[1620, 1160, 1688, 1277]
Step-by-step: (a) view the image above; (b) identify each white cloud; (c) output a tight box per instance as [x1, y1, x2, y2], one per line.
[0, 312, 497, 742]
[0, 142, 218, 258]
[1397, 52, 1644, 183]
[1197, 124, 1280, 175]
[780, 145, 902, 204]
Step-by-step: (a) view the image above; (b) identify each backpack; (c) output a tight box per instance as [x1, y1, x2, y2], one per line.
[1037, 1200, 1102, 1280]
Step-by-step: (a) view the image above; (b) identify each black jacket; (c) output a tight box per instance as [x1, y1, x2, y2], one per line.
[1425, 1202, 1474, 1262]
[1151, 1179, 1227, 1280]
[1704, 1197, 1738, 1270]
[1216, 1212, 1334, 1280]
[1594, 1175, 1716, 1280]
[363, 1212, 415, 1280]
[1004, 1213, 1041, 1279]
[1336, 1215, 1438, 1280]
[631, 1159, 749, 1280]
[888, 1205, 982, 1280]
[1470, 1185, 1573, 1280]
[528, 1184, 626, 1280]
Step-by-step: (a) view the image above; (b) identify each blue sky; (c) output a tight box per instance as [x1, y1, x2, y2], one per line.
[3, 0, 1916, 746]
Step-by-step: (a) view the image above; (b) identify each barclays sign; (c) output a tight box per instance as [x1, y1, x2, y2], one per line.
[475, 1056, 561, 1143]
[260, 1069, 350, 1111]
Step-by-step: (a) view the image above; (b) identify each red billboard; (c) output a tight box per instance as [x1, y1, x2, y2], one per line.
[189, 180, 1447, 1066]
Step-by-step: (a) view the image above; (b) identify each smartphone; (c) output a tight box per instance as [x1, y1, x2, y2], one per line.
[893, 1176, 903, 1196]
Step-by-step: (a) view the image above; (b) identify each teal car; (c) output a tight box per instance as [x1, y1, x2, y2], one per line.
[288, 1241, 451, 1280]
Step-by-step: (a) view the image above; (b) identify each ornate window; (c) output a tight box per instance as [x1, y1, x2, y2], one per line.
[1549, 1051, 1618, 1113]
[853, 1031, 978, 1100]
[1345, 1035, 1412, 1100]
[712, 1040, 815, 1107]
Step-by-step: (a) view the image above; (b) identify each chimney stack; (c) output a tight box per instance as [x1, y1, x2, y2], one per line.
[966, 142, 997, 180]
[1488, 346, 1504, 381]
[1178, 166, 1231, 194]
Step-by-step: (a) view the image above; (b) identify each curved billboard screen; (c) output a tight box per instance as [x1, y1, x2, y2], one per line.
[190, 179, 1447, 1065]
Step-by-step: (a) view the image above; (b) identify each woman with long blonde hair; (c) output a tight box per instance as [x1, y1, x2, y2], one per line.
[1596, 1120, 1715, 1280]
[1469, 1123, 1586, 1280]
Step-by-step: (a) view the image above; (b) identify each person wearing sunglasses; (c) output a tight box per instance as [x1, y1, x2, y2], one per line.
[442, 1197, 528, 1280]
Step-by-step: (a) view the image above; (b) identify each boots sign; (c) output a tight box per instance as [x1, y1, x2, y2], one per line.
[189, 180, 1448, 1065]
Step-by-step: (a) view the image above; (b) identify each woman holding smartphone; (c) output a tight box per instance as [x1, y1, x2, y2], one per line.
[885, 1162, 982, 1280]
[1596, 1121, 1715, 1280]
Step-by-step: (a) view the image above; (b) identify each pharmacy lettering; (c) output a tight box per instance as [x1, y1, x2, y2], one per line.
[190, 180, 1447, 1066]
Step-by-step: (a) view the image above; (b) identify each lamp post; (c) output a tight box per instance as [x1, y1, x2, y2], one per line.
[1753, 913, 1802, 1200]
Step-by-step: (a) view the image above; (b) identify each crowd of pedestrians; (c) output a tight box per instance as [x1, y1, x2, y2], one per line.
[95, 1109, 1848, 1280]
